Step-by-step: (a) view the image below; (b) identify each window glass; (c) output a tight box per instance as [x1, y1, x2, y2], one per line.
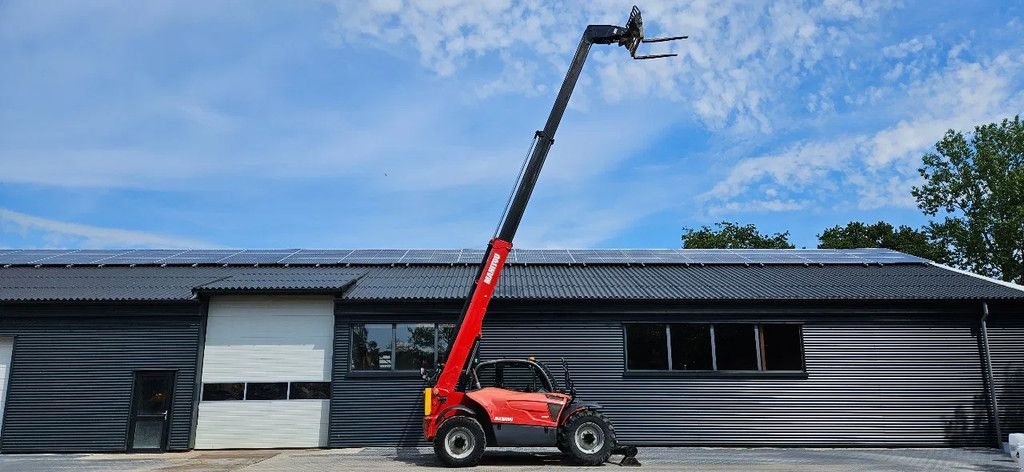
[246, 382, 288, 400]
[352, 324, 393, 370]
[670, 324, 713, 370]
[290, 382, 331, 399]
[625, 324, 668, 370]
[396, 323, 436, 370]
[714, 324, 758, 370]
[761, 325, 804, 370]
[437, 324, 455, 365]
[497, 362, 549, 393]
[475, 363, 497, 389]
[202, 383, 244, 401]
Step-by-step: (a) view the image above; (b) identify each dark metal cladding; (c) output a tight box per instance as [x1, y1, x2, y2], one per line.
[0, 304, 202, 452]
[328, 316, 427, 447]
[329, 305, 1009, 447]
[987, 314, 1024, 435]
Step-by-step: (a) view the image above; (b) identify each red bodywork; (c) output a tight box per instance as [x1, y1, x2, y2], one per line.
[425, 238, 572, 440]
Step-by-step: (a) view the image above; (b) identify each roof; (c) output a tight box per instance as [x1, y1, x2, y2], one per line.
[0, 248, 926, 267]
[0, 248, 1021, 303]
[0, 267, 366, 302]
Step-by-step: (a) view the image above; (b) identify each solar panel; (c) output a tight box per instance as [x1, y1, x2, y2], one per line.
[0, 247, 928, 266]
[218, 250, 299, 264]
[281, 250, 355, 264]
[157, 250, 239, 264]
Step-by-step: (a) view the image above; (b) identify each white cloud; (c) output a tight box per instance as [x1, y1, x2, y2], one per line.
[333, 1, 894, 132]
[882, 35, 937, 58]
[0, 208, 211, 248]
[702, 50, 1024, 212]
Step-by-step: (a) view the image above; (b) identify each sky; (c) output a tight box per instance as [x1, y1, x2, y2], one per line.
[1, 0, 1022, 250]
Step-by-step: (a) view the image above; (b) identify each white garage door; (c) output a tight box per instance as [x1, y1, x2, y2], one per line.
[194, 296, 334, 449]
[0, 337, 12, 437]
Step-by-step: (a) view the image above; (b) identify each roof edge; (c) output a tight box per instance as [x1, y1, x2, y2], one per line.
[928, 261, 1024, 295]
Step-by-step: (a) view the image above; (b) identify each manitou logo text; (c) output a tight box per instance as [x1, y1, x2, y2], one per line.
[493, 416, 513, 423]
[483, 253, 502, 284]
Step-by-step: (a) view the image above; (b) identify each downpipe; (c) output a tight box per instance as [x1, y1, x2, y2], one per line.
[979, 301, 1003, 449]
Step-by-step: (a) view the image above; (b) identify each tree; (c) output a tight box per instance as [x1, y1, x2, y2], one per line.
[817, 221, 949, 262]
[682, 221, 794, 249]
[912, 116, 1024, 283]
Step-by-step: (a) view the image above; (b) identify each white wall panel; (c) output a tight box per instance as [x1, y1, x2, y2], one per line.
[195, 400, 330, 449]
[0, 337, 12, 437]
[203, 296, 334, 382]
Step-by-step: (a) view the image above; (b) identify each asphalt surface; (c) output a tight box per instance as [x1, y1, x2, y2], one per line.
[0, 447, 1019, 471]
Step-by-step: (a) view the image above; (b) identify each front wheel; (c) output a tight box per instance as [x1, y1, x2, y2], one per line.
[433, 416, 486, 467]
[559, 409, 615, 466]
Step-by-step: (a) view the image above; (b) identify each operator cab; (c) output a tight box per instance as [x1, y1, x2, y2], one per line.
[471, 359, 555, 393]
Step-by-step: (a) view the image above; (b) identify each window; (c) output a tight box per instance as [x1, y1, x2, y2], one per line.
[437, 324, 455, 364]
[396, 323, 435, 370]
[475, 363, 497, 388]
[760, 324, 804, 371]
[202, 383, 243, 401]
[201, 382, 332, 401]
[290, 382, 331, 400]
[352, 324, 393, 370]
[714, 324, 758, 370]
[246, 382, 287, 400]
[625, 323, 804, 373]
[351, 323, 453, 371]
[670, 324, 713, 370]
[474, 361, 550, 393]
[625, 324, 668, 370]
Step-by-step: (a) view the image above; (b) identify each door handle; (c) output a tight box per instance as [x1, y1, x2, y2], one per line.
[163, 411, 168, 421]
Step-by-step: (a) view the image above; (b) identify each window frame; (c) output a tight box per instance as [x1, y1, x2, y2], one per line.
[349, 322, 454, 376]
[623, 322, 807, 378]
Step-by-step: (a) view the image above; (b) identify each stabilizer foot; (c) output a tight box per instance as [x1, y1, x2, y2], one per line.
[612, 445, 641, 467]
[620, 456, 641, 466]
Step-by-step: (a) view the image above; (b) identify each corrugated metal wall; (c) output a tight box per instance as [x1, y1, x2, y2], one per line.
[0, 305, 202, 453]
[988, 315, 1024, 437]
[329, 317, 428, 447]
[330, 305, 999, 447]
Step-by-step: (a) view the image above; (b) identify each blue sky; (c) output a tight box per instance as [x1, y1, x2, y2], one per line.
[1, 1, 1022, 250]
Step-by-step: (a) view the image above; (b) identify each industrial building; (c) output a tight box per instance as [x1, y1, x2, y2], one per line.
[0, 248, 1021, 452]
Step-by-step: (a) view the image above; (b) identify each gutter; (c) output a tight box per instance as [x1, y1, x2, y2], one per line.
[978, 301, 1002, 448]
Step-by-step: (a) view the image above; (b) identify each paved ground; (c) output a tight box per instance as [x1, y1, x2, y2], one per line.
[0, 447, 1019, 472]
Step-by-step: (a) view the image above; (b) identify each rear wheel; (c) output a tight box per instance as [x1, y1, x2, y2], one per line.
[433, 416, 486, 467]
[558, 409, 615, 466]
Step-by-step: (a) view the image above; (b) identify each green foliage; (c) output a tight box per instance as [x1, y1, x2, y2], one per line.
[912, 116, 1024, 283]
[682, 221, 795, 249]
[817, 221, 949, 263]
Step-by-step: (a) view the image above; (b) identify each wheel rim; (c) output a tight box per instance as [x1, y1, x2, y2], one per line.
[444, 426, 476, 460]
[574, 422, 605, 454]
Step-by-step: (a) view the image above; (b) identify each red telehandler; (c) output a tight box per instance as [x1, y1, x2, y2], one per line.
[420, 7, 685, 467]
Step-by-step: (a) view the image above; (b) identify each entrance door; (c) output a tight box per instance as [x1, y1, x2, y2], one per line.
[129, 371, 175, 451]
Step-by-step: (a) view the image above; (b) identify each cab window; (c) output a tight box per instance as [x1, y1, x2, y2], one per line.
[474, 362, 550, 393]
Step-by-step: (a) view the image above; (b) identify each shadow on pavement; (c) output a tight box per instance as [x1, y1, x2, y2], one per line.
[392, 450, 581, 467]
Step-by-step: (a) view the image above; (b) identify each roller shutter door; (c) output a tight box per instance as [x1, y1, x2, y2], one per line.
[195, 296, 333, 449]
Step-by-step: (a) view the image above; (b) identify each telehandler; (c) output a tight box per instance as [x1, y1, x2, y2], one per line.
[421, 7, 684, 467]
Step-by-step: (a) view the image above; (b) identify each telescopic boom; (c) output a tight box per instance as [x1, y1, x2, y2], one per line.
[430, 6, 686, 395]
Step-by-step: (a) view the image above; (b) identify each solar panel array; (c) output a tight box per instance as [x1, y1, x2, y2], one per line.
[0, 248, 928, 266]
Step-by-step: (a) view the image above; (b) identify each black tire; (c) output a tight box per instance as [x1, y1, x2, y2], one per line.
[433, 416, 486, 467]
[558, 409, 615, 466]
